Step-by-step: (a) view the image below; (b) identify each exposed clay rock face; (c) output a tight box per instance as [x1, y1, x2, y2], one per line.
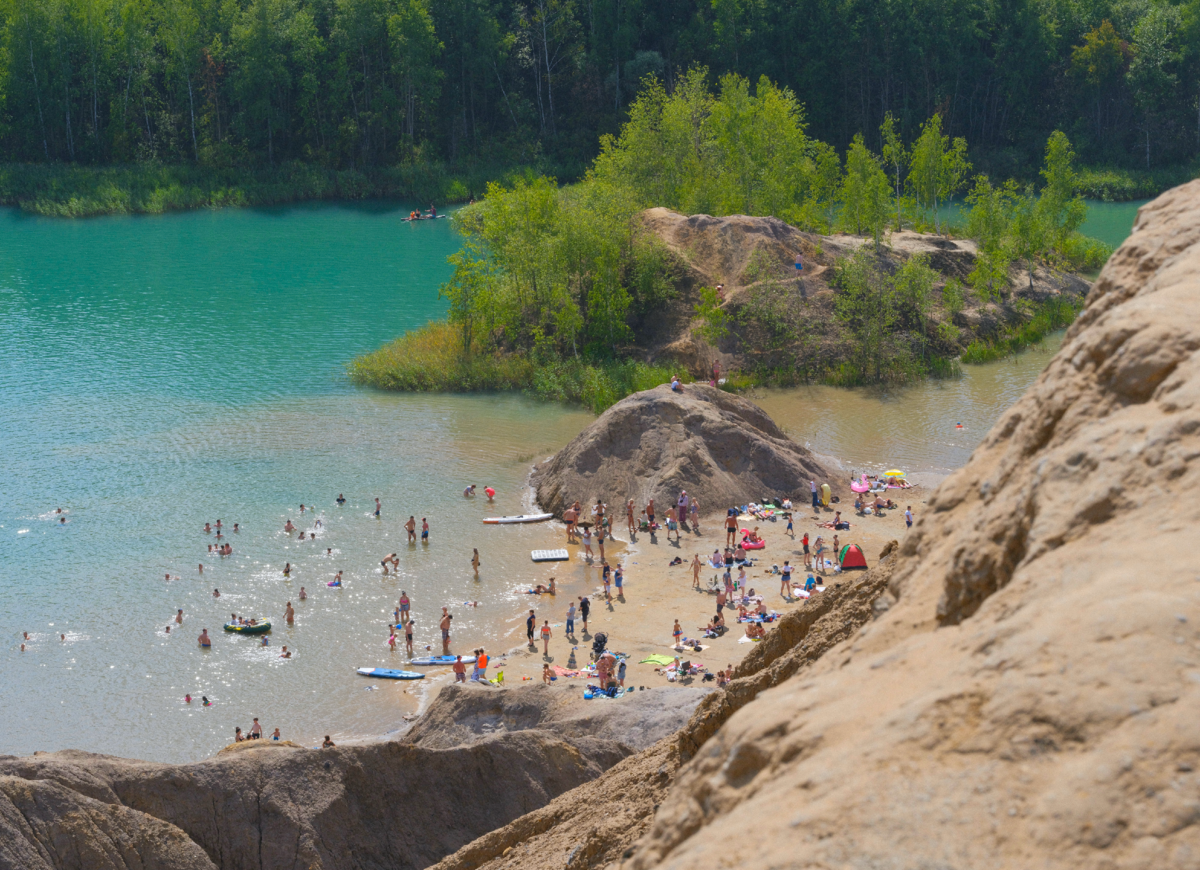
[0, 682, 681, 870]
[408, 682, 711, 752]
[531, 383, 838, 517]
[0, 774, 216, 870]
[428, 544, 900, 870]
[616, 181, 1200, 868]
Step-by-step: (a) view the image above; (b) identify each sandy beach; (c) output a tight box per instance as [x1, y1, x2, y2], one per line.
[405, 481, 935, 707]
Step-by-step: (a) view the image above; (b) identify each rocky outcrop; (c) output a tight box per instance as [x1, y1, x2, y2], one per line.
[531, 383, 838, 517]
[407, 683, 711, 753]
[0, 683, 706, 870]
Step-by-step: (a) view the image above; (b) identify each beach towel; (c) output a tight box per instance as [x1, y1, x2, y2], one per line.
[640, 654, 676, 666]
[552, 666, 582, 677]
[738, 636, 761, 644]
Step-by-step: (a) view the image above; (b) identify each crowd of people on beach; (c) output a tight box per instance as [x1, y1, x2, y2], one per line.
[21, 465, 919, 746]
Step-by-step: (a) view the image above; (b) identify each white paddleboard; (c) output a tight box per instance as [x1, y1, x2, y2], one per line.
[532, 549, 569, 562]
[482, 513, 553, 525]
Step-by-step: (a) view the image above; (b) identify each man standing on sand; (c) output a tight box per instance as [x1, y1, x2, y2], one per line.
[627, 499, 636, 536]
[692, 555, 702, 589]
[780, 560, 793, 598]
[716, 585, 727, 614]
[677, 491, 689, 526]
[540, 620, 552, 655]
[526, 609, 537, 646]
[405, 620, 414, 654]
[405, 516, 417, 543]
[440, 609, 452, 653]
[646, 498, 656, 526]
[810, 479, 818, 510]
[725, 509, 738, 547]
[579, 596, 590, 633]
[198, 629, 211, 648]
[905, 505, 914, 529]
[690, 497, 700, 532]
[566, 601, 576, 636]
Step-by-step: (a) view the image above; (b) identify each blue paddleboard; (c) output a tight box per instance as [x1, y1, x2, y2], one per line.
[356, 667, 425, 680]
[409, 655, 476, 666]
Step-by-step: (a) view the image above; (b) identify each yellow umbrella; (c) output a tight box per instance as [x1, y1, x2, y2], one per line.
[883, 469, 906, 478]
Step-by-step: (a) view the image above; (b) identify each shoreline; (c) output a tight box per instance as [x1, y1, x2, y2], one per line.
[341, 473, 936, 753]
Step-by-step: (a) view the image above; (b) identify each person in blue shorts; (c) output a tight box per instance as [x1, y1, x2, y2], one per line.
[614, 565, 624, 597]
[785, 513, 794, 537]
[421, 518, 429, 542]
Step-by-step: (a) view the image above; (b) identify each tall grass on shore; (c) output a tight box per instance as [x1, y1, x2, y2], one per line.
[348, 322, 681, 414]
[0, 161, 534, 217]
[1073, 164, 1198, 202]
[960, 294, 1083, 364]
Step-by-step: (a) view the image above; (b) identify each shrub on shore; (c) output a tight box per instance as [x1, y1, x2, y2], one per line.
[959, 295, 1083, 364]
[347, 322, 681, 413]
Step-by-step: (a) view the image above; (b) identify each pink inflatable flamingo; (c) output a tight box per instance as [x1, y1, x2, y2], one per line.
[850, 474, 871, 494]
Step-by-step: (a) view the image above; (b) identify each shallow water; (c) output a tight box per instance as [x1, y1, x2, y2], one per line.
[1, 202, 1066, 763]
[752, 333, 1064, 476]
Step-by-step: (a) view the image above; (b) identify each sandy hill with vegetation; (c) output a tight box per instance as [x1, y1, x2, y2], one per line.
[636, 207, 1091, 380]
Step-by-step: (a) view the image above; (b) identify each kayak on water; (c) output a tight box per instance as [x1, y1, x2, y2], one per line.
[403, 215, 447, 221]
[409, 655, 477, 666]
[224, 620, 271, 634]
[482, 513, 553, 525]
[356, 667, 425, 680]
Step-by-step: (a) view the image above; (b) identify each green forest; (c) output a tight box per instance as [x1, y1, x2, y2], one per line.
[2, 0, 1200, 192]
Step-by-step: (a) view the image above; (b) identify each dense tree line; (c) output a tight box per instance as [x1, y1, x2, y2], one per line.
[2, 0, 1199, 172]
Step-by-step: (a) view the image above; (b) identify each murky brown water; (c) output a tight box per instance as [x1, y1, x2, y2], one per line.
[751, 332, 1064, 477]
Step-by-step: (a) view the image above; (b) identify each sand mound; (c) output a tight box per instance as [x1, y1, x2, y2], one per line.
[531, 383, 838, 517]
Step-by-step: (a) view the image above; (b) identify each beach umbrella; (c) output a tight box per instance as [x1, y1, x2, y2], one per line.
[883, 470, 906, 478]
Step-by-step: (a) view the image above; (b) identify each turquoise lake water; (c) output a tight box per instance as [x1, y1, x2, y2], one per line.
[0, 203, 594, 761]
[0, 196, 1141, 763]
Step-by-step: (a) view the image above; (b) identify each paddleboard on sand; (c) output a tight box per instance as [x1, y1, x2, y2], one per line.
[356, 667, 425, 680]
[532, 548, 570, 562]
[483, 513, 553, 524]
[409, 655, 477, 666]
